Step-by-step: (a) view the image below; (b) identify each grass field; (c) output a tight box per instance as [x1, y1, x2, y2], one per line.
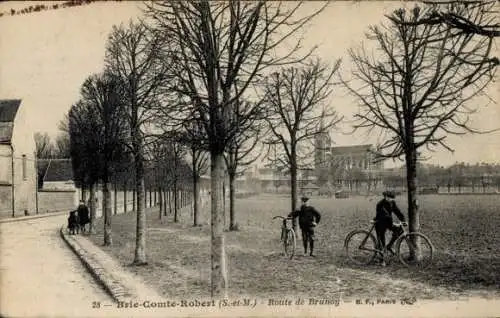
[89, 194, 500, 301]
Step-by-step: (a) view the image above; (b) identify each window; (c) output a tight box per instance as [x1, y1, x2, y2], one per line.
[22, 154, 27, 180]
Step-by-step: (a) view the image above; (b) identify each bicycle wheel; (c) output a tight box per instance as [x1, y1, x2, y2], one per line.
[397, 233, 433, 269]
[284, 229, 296, 259]
[345, 230, 378, 265]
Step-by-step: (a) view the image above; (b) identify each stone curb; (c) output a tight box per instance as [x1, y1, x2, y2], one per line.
[0, 211, 68, 224]
[59, 227, 133, 303]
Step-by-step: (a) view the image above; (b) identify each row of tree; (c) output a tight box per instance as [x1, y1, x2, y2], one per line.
[382, 162, 500, 191]
[64, 0, 497, 297]
[64, 1, 349, 298]
[34, 132, 70, 159]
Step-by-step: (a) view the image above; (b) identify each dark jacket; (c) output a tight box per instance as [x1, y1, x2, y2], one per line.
[288, 204, 321, 228]
[77, 204, 90, 225]
[375, 199, 406, 223]
[68, 211, 79, 229]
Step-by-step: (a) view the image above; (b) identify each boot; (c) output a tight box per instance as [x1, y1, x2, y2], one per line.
[309, 240, 315, 257]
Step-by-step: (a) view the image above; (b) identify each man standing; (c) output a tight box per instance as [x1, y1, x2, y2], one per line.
[288, 196, 321, 257]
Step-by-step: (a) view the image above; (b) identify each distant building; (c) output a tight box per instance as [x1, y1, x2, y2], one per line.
[0, 99, 37, 218]
[249, 166, 316, 192]
[329, 144, 383, 172]
[314, 130, 383, 186]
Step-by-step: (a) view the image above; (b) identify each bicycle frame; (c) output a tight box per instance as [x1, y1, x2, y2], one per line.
[358, 222, 407, 256]
[273, 216, 294, 241]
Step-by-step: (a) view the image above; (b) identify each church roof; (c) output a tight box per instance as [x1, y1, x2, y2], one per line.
[330, 144, 373, 155]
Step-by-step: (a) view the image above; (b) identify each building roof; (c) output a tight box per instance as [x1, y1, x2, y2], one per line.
[0, 99, 21, 122]
[42, 159, 74, 182]
[0, 100, 21, 143]
[302, 182, 319, 189]
[0, 122, 14, 143]
[330, 144, 373, 155]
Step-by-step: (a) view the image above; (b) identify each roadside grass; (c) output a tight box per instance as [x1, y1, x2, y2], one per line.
[89, 194, 500, 300]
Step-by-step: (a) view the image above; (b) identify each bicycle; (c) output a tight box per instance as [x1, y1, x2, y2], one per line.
[344, 220, 434, 269]
[272, 216, 296, 259]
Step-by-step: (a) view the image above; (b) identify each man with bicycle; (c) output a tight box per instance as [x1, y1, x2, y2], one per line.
[288, 195, 321, 257]
[373, 190, 407, 263]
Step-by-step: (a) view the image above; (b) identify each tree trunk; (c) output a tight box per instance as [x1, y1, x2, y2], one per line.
[183, 190, 185, 207]
[168, 190, 172, 215]
[367, 175, 371, 195]
[113, 180, 118, 215]
[123, 182, 127, 214]
[124, 182, 127, 213]
[159, 187, 163, 220]
[174, 180, 178, 222]
[228, 171, 236, 231]
[193, 172, 200, 227]
[163, 190, 168, 216]
[88, 183, 96, 235]
[406, 146, 421, 261]
[133, 187, 136, 212]
[222, 181, 226, 229]
[103, 179, 112, 246]
[290, 147, 299, 235]
[210, 151, 227, 298]
[133, 138, 147, 265]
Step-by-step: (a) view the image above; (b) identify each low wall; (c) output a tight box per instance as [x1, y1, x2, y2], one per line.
[35, 188, 213, 220]
[37, 190, 77, 214]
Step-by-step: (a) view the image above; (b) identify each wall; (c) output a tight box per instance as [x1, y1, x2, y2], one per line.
[0, 145, 11, 183]
[37, 190, 77, 214]
[0, 185, 12, 219]
[0, 145, 13, 219]
[43, 180, 76, 191]
[9, 101, 37, 216]
[11, 152, 37, 216]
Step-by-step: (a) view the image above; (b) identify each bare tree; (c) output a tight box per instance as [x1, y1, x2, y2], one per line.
[400, 1, 500, 38]
[179, 120, 209, 227]
[68, 101, 101, 234]
[190, 145, 209, 227]
[163, 136, 187, 223]
[105, 20, 166, 265]
[53, 133, 70, 158]
[34, 132, 54, 159]
[145, 1, 327, 297]
[343, 6, 498, 259]
[146, 139, 168, 220]
[224, 99, 264, 231]
[263, 58, 342, 231]
[78, 71, 128, 246]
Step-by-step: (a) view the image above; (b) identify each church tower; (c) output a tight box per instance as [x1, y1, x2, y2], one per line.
[314, 120, 332, 171]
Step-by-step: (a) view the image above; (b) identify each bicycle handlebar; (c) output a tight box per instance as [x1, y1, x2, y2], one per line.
[272, 216, 294, 220]
[370, 220, 408, 226]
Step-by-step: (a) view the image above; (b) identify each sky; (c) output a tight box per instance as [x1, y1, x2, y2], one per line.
[0, 1, 498, 167]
